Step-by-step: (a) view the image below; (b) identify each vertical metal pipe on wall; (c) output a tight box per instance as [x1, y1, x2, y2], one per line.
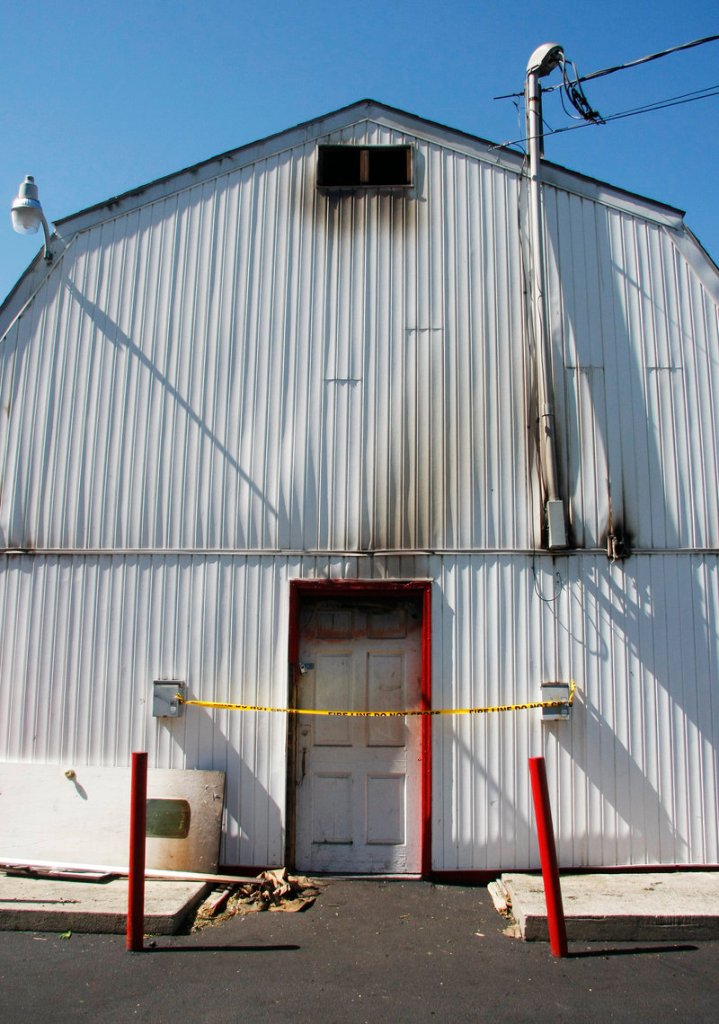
[525, 45, 567, 549]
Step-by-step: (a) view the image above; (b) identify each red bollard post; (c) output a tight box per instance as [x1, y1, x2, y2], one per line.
[528, 756, 568, 957]
[126, 752, 148, 952]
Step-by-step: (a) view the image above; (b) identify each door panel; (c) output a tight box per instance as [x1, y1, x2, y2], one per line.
[366, 774, 405, 844]
[367, 652, 406, 746]
[294, 598, 422, 873]
[314, 654, 352, 746]
[312, 774, 353, 844]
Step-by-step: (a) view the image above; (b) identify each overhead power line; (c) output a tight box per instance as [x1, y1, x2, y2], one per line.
[491, 83, 719, 151]
[494, 33, 719, 101]
[566, 33, 719, 88]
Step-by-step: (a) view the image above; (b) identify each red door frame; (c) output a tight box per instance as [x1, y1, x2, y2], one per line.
[288, 578, 432, 877]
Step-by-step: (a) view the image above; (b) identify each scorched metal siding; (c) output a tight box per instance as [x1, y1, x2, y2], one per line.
[0, 118, 532, 553]
[544, 186, 719, 551]
[4, 116, 715, 558]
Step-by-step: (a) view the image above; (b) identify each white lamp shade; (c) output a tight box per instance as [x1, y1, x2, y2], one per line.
[11, 176, 46, 236]
[11, 201, 42, 235]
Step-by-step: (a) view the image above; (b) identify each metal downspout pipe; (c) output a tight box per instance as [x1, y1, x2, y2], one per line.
[525, 45, 567, 549]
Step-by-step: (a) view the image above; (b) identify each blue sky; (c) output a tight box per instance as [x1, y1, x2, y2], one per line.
[1, 1, 717, 299]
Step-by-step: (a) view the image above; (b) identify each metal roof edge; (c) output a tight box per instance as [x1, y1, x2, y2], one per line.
[53, 100, 393, 233]
[2, 98, 692, 331]
[539, 162, 684, 227]
[365, 106, 684, 226]
[0, 248, 44, 324]
[49, 99, 687, 239]
[0, 231, 73, 340]
[669, 224, 719, 304]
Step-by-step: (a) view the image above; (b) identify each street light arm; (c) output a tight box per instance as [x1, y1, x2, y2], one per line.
[38, 212, 53, 262]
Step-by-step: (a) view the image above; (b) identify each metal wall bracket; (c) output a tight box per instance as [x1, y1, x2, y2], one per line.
[153, 681, 185, 718]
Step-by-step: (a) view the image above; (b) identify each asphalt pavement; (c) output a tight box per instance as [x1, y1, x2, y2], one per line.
[1, 879, 718, 1023]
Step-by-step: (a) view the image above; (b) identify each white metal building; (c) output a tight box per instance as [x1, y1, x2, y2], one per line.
[1, 100, 719, 875]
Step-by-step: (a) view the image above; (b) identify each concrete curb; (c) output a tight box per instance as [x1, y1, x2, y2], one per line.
[500, 872, 719, 941]
[0, 876, 208, 934]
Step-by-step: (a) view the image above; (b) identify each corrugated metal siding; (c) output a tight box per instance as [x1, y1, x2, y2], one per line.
[3, 122, 717, 555]
[434, 552, 719, 869]
[2, 111, 719, 870]
[1, 552, 717, 868]
[545, 187, 719, 550]
[0, 553, 292, 865]
[0, 121, 531, 552]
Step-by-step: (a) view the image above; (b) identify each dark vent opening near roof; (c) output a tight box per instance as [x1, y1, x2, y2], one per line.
[317, 145, 413, 188]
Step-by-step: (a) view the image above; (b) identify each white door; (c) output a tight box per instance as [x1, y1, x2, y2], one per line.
[294, 598, 423, 873]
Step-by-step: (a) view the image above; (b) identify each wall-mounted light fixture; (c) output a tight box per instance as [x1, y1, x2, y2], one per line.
[10, 175, 53, 262]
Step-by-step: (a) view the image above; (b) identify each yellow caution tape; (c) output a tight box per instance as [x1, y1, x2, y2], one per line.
[177, 680, 576, 718]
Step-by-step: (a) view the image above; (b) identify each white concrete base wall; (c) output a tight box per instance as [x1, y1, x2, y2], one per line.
[0, 551, 717, 869]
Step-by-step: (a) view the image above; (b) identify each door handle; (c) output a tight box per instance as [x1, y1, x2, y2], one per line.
[300, 747, 307, 783]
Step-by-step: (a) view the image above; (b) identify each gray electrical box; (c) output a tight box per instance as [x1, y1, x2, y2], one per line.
[153, 681, 185, 718]
[541, 681, 571, 722]
[546, 500, 567, 549]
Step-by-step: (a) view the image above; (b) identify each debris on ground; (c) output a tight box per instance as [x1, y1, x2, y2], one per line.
[193, 868, 322, 929]
[488, 878, 521, 938]
[487, 879, 512, 918]
[4, 865, 116, 883]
